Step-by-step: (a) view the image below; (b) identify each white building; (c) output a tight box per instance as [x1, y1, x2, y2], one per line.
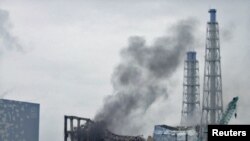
[153, 125, 198, 141]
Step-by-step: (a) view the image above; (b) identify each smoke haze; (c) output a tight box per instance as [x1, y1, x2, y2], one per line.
[0, 9, 22, 54]
[0, 9, 22, 98]
[95, 19, 199, 135]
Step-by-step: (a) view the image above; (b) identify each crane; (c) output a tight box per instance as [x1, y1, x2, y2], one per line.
[219, 96, 239, 125]
[198, 97, 239, 141]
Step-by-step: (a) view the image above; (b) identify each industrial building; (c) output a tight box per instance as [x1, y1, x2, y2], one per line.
[64, 115, 145, 141]
[153, 9, 239, 141]
[153, 125, 198, 141]
[0, 99, 40, 141]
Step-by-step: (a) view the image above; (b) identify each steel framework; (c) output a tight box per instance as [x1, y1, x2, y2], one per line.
[200, 9, 223, 141]
[64, 115, 145, 141]
[64, 116, 93, 141]
[181, 51, 200, 126]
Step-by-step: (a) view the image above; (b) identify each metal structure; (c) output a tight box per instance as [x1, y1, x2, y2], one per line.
[64, 115, 145, 141]
[0, 99, 40, 141]
[64, 116, 93, 141]
[181, 51, 200, 126]
[200, 9, 223, 141]
[219, 97, 238, 125]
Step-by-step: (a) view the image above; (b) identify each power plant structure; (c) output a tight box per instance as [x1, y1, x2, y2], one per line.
[63, 8, 238, 141]
[0, 7, 240, 141]
[153, 125, 198, 141]
[180, 51, 200, 126]
[153, 52, 201, 140]
[64, 115, 145, 141]
[199, 9, 224, 141]
[154, 9, 239, 141]
[58, 8, 240, 141]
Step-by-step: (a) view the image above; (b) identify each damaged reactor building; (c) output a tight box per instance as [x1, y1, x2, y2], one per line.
[64, 116, 145, 141]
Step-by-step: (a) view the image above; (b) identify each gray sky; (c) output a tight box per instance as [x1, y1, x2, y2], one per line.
[0, 0, 250, 140]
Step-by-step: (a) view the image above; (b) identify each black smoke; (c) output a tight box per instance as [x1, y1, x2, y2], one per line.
[95, 19, 199, 135]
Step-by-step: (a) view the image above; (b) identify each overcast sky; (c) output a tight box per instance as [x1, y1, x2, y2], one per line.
[0, 0, 250, 140]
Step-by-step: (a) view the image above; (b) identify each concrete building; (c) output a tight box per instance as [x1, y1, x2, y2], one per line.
[153, 125, 198, 141]
[0, 99, 40, 141]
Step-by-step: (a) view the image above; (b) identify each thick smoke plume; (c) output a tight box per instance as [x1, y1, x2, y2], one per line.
[95, 19, 199, 135]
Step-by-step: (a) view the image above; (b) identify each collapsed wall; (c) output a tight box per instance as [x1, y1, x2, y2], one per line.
[64, 115, 145, 141]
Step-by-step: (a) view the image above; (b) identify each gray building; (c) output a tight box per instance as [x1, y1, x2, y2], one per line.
[153, 125, 198, 141]
[0, 99, 39, 141]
